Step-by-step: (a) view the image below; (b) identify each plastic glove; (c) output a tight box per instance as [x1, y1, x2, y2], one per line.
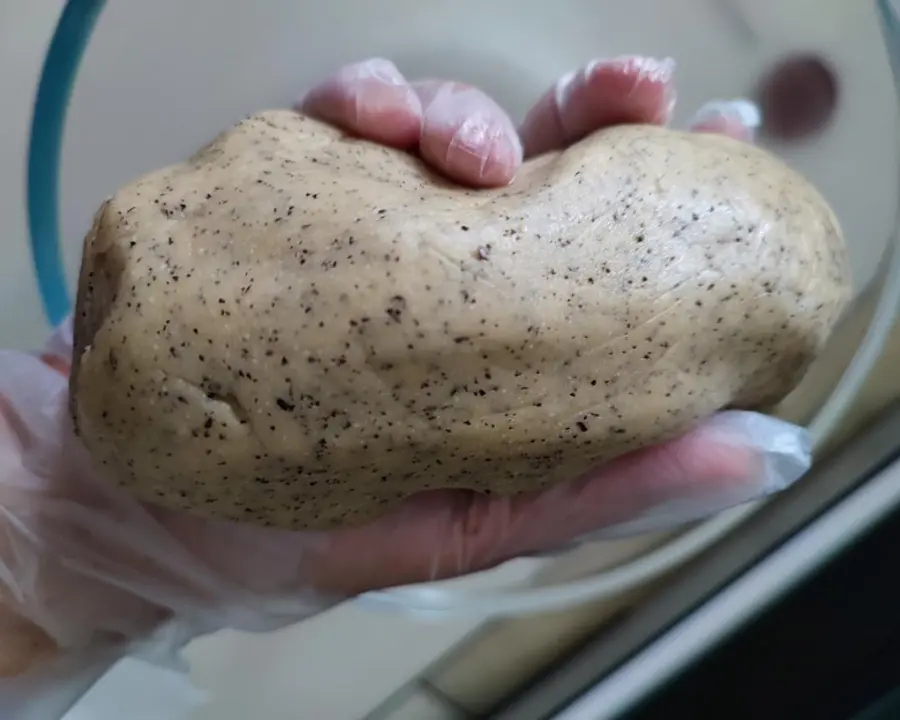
[0, 56, 807, 682]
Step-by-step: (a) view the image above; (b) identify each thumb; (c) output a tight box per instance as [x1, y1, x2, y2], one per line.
[308, 412, 810, 594]
[474, 411, 809, 565]
[533, 411, 809, 547]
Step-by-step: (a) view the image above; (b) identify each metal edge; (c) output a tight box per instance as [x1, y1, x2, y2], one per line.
[490, 401, 900, 720]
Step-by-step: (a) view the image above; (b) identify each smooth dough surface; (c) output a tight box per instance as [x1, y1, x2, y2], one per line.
[70, 111, 851, 531]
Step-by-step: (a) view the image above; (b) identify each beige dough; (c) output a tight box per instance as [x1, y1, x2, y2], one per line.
[70, 111, 851, 531]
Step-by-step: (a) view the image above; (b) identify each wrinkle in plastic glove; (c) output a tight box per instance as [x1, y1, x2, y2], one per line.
[0, 57, 808, 682]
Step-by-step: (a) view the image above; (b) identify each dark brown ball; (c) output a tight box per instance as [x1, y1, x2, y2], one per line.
[757, 55, 839, 141]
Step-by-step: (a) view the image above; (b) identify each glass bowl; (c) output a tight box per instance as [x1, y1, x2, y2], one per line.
[28, 0, 900, 618]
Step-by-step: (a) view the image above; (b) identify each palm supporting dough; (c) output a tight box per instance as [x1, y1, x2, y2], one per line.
[70, 111, 851, 531]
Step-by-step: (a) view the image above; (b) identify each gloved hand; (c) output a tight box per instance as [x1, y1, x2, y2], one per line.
[0, 56, 808, 680]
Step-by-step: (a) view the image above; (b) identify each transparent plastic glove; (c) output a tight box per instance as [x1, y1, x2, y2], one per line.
[0, 57, 794, 683]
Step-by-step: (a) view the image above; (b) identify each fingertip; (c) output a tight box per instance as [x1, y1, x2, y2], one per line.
[521, 55, 677, 158]
[299, 58, 423, 149]
[415, 81, 522, 188]
[663, 423, 760, 485]
[577, 56, 677, 124]
[419, 128, 521, 188]
[689, 99, 761, 143]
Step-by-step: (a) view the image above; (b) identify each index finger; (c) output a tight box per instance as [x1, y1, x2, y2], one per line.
[299, 58, 423, 149]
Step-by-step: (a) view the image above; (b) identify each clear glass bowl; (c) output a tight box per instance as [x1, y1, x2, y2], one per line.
[28, 0, 900, 618]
